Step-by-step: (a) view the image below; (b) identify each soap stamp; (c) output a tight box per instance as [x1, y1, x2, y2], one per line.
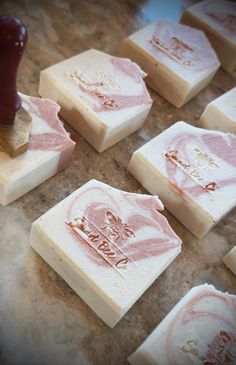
[150, 35, 193, 67]
[66, 210, 135, 275]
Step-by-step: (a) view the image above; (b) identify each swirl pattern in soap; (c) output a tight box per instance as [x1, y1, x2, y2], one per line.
[65, 181, 181, 270]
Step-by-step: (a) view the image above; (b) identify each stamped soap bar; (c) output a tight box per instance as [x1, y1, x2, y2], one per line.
[0, 93, 75, 206]
[181, 0, 236, 74]
[199, 87, 236, 134]
[223, 246, 236, 276]
[39, 49, 152, 152]
[128, 284, 236, 365]
[120, 20, 220, 108]
[30, 179, 181, 327]
[128, 122, 236, 238]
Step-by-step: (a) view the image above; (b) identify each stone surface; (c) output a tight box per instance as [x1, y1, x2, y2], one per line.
[0, 1, 235, 365]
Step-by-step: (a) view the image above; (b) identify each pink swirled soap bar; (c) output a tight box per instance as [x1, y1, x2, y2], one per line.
[128, 284, 236, 365]
[30, 179, 181, 327]
[181, 0, 236, 74]
[39, 49, 152, 152]
[129, 121, 236, 238]
[0, 93, 75, 206]
[120, 19, 220, 108]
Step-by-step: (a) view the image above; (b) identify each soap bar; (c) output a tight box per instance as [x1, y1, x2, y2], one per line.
[0, 93, 75, 206]
[128, 284, 236, 365]
[199, 87, 236, 134]
[128, 121, 236, 238]
[39, 49, 152, 152]
[119, 20, 220, 108]
[181, 0, 236, 74]
[30, 179, 181, 327]
[223, 246, 236, 276]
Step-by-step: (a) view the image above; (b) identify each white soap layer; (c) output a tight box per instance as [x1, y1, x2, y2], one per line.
[181, 0, 236, 73]
[199, 87, 236, 134]
[39, 49, 152, 152]
[0, 94, 75, 206]
[30, 179, 181, 327]
[128, 284, 236, 365]
[120, 20, 220, 108]
[128, 121, 236, 238]
[223, 246, 236, 276]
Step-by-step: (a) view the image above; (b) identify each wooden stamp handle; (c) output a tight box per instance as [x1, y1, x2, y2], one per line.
[0, 16, 28, 124]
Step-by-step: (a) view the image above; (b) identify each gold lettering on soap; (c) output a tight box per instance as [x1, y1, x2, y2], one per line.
[102, 210, 135, 242]
[66, 210, 135, 273]
[68, 70, 119, 110]
[150, 35, 193, 67]
[180, 330, 236, 365]
[165, 148, 219, 194]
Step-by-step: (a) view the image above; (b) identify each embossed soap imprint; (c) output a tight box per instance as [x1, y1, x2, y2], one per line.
[66, 212, 134, 275]
[165, 130, 236, 200]
[193, 147, 220, 170]
[165, 288, 236, 365]
[204, 330, 236, 365]
[68, 70, 119, 111]
[96, 70, 121, 91]
[150, 35, 193, 67]
[165, 149, 219, 194]
[65, 184, 181, 269]
[206, 12, 236, 35]
[102, 210, 135, 242]
[179, 329, 236, 365]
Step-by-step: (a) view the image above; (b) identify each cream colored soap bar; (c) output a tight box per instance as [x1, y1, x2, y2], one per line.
[181, 0, 236, 74]
[120, 20, 220, 108]
[223, 246, 236, 276]
[30, 179, 181, 327]
[129, 121, 236, 238]
[0, 94, 75, 206]
[39, 49, 152, 153]
[128, 284, 236, 365]
[199, 87, 236, 134]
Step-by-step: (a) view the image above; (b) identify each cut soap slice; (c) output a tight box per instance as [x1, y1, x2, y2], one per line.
[0, 93, 75, 206]
[128, 121, 236, 238]
[181, 0, 236, 74]
[128, 284, 236, 365]
[39, 49, 152, 152]
[30, 179, 181, 327]
[120, 19, 220, 108]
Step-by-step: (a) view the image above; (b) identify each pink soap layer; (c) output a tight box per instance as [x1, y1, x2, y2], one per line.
[21, 93, 75, 171]
[65, 181, 181, 268]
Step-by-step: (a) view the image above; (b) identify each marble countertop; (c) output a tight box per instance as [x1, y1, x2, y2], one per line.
[0, 1, 235, 365]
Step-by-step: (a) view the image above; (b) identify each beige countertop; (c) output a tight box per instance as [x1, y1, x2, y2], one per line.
[0, 1, 235, 364]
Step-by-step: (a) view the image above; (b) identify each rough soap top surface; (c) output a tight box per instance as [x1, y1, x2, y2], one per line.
[45, 49, 152, 126]
[187, 0, 236, 45]
[34, 179, 181, 307]
[129, 19, 220, 82]
[135, 121, 236, 219]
